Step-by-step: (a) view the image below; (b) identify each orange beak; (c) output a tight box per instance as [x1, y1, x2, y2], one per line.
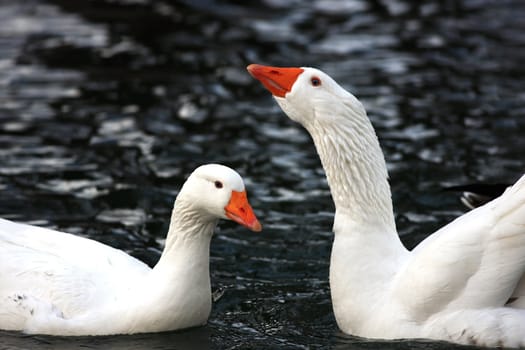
[247, 64, 304, 98]
[224, 190, 262, 232]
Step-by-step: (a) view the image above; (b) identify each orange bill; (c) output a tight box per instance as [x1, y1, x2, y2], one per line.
[247, 64, 303, 98]
[224, 190, 262, 232]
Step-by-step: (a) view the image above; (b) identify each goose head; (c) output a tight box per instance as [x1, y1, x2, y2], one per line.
[247, 64, 366, 128]
[178, 164, 262, 232]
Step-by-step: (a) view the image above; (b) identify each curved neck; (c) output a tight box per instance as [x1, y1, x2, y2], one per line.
[156, 197, 216, 271]
[301, 96, 408, 332]
[126, 197, 216, 332]
[305, 104, 396, 235]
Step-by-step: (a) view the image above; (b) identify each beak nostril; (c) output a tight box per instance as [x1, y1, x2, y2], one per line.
[224, 189, 260, 231]
[248, 65, 304, 98]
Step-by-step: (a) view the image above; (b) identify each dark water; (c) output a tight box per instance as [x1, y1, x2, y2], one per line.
[0, 0, 524, 349]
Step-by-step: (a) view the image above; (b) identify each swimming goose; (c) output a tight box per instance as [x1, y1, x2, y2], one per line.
[248, 64, 525, 347]
[0, 164, 261, 336]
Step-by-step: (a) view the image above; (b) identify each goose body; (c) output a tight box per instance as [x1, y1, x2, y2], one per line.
[248, 64, 525, 347]
[0, 164, 261, 336]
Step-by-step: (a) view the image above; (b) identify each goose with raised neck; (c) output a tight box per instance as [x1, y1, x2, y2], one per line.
[248, 63, 525, 348]
[0, 163, 261, 336]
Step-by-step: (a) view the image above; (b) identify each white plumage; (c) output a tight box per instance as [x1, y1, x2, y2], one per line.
[248, 64, 525, 347]
[0, 164, 261, 336]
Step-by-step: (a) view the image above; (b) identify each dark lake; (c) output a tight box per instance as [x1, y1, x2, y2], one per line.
[0, 0, 524, 349]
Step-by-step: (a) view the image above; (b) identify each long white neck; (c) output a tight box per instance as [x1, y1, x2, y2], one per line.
[152, 196, 216, 293]
[302, 98, 410, 332]
[305, 103, 396, 235]
[155, 197, 215, 269]
[124, 197, 216, 333]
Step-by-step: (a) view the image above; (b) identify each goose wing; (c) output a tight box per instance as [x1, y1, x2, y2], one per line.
[393, 174, 525, 320]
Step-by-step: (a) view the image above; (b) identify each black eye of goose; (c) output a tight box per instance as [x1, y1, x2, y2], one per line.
[214, 181, 223, 189]
[311, 77, 321, 87]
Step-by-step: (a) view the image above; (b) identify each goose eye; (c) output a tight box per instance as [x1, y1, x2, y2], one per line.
[214, 181, 223, 189]
[311, 77, 321, 87]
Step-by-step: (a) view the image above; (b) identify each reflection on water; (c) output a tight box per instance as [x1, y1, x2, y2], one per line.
[0, 0, 524, 349]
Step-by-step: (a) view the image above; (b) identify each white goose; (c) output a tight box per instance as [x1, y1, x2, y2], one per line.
[248, 64, 525, 347]
[0, 164, 261, 336]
